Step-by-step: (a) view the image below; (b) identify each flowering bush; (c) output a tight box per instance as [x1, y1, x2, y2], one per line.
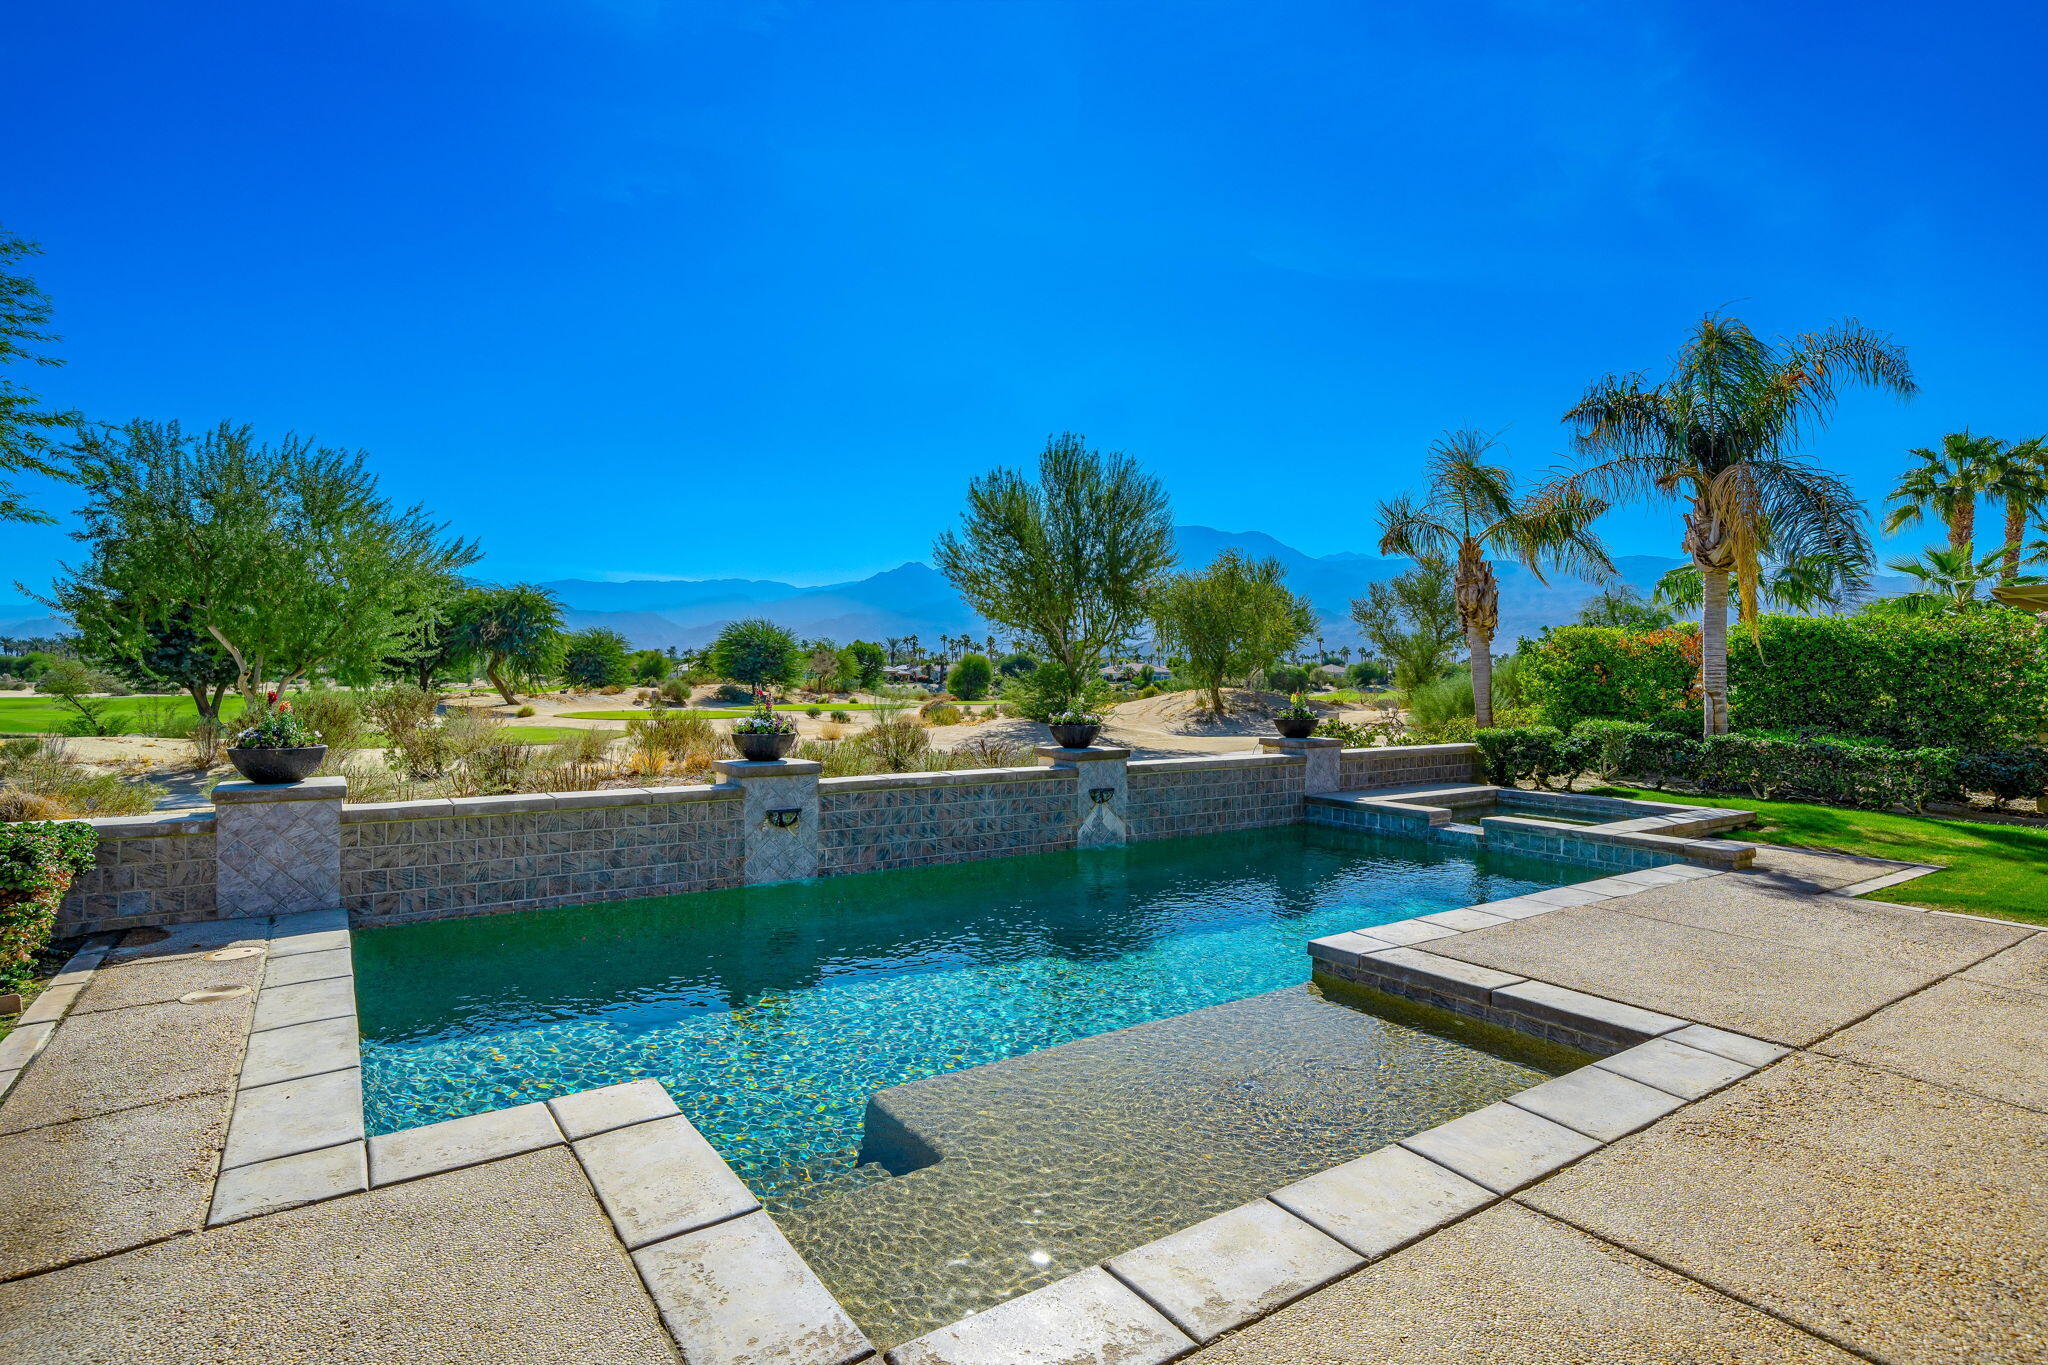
[234, 695, 322, 749]
[1047, 708, 1101, 726]
[0, 820, 96, 989]
[730, 689, 796, 736]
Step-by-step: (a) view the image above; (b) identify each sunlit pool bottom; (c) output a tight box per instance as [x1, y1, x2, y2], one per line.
[354, 824, 1598, 1342]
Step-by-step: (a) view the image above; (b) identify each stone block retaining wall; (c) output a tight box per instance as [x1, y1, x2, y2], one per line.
[1124, 753, 1306, 841]
[337, 788, 747, 926]
[819, 768, 1075, 876]
[1337, 742, 1481, 791]
[54, 810, 217, 934]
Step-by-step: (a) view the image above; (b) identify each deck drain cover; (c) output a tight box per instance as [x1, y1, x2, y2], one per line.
[180, 985, 253, 1004]
[206, 946, 266, 961]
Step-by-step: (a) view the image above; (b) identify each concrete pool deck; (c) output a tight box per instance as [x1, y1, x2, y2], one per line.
[0, 844, 2043, 1363]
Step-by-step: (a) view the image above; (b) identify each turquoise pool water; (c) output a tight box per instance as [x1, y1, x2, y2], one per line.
[354, 824, 1593, 1198]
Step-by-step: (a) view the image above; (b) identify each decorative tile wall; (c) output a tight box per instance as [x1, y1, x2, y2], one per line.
[1336, 743, 1481, 790]
[1124, 755, 1306, 842]
[818, 769, 1075, 876]
[54, 813, 217, 935]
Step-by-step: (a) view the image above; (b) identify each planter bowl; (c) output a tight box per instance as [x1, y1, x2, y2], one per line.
[1048, 722, 1102, 749]
[732, 730, 798, 762]
[1274, 716, 1318, 739]
[226, 745, 328, 785]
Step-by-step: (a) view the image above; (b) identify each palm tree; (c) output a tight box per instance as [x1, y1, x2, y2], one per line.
[1883, 431, 2003, 566]
[1377, 430, 1612, 727]
[1881, 545, 2027, 614]
[1652, 550, 1868, 616]
[1554, 315, 1913, 735]
[1984, 436, 2048, 583]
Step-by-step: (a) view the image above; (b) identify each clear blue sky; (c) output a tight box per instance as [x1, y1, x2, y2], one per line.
[5, 0, 2043, 602]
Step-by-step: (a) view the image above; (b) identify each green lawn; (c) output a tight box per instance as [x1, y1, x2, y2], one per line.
[1593, 785, 2048, 927]
[0, 694, 252, 736]
[496, 725, 590, 744]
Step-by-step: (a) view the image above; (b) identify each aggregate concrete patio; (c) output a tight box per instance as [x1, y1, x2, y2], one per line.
[0, 843, 2042, 1364]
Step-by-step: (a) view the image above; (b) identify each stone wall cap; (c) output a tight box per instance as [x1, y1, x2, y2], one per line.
[712, 758, 824, 779]
[1032, 744, 1133, 762]
[1260, 735, 1343, 750]
[213, 775, 347, 804]
[67, 810, 217, 836]
[1128, 752, 1301, 773]
[1342, 742, 1480, 757]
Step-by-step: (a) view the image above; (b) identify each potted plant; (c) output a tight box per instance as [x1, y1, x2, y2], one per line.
[1047, 707, 1102, 749]
[1274, 692, 1318, 740]
[731, 689, 799, 761]
[226, 695, 328, 784]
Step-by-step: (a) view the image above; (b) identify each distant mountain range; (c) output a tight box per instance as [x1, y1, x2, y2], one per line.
[535, 526, 1691, 652]
[0, 525, 1916, 654]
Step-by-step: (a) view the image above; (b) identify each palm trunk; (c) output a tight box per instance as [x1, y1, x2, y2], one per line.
[1469, 624, 1494, 729]
[1700, 566, 1731, 736]
[1949, 503, 1975, 560]
[2004, 499, 2027, 583]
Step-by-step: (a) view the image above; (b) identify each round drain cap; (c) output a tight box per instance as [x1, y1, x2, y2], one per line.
[206, 946, 266, 961]
[180, 985, 253, 1004]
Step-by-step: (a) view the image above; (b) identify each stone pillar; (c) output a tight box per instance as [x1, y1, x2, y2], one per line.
[212, 775, 345, 917]
[1035, 744, 1131, 848]
[714, 758, 822, 884]
[1260, 736, 1343, 794]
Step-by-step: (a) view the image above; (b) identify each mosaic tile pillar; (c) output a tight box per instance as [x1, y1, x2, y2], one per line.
[714, 758, 822, 884]
[1260, 736, 1342, 793]
[212, 775, 346, 916]
[1035, 744, 1130, 848]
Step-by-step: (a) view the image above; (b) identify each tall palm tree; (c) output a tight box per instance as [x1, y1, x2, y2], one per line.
[1883, 431, 2003, 565]
[1377, 430, 1612, 727]
[1984, 436, 2048, 583]
[1652, 550, 1868, 616]
[1553, 315, 1912, 735]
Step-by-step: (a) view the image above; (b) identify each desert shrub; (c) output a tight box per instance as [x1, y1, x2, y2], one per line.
[515, 705, 536, 718]
[131, 697, 195, 739]
[292, 689, 368, 770]
[658, 678, 692, 705]
[0, 738, 162, 818]
[712, 683, 752, 705]
[0, 675, 27, 691]
[1132, 684, 1161, 700]
[1315, 717, 1396, 747]
[944, 735, 1031, 768]
[449, 739, 533, 797]
[366, 684, 438, 748]
[817, 722, 847, 741]
[924, 703, 963, 726]
[828, 710, 851, 724]
[35, 658, 125, 736]
[558, 726, 621, 765]
[945, 653, 995, 700]
[1000, 662, 1113, 722]
[854, 716, 931, 772]
[1954, 746, 2048, 810]
[1407, 671, 1473, 731]
[0, 820, 97, 988]
[1346, 659, 1392, 688]
[189, 720, 229, 769]
[1519, 627, 1702, 732]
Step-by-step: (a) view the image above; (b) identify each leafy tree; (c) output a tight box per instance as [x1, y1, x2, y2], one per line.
[456, 584, 564, 704]
[1883, 430, 2001, 566]
[996, 652, 1039, 678]
[1349, 554, 1464, 695]
[944, 652, 995, 700]
[0, 226, 75, 525]
[380, 571, 474, 691]
[1346, 659, 1391, 689]
[709, 617, 801, 691]
[75, 598, 239, 722]
[629, 649, 671, 685]
[50, 420, 480, 710]
[1554, 314, 1912, 734]
[1264, 663, 1314, 694]
[1576, 586, 1675, 630]
[34, 656, 121, 735]
[934, 432, 1175, 712]
[561, 628, 632, 689]
[802, 640, 844, 691]
[1983, 436, 2048, 584]
[1148, 550, 1315, 713]
[840, 640, 886, 691]
[1379, 431, 1612, 726]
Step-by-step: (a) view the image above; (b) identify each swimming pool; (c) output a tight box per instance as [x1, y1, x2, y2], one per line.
[354, 823, 1594, 1198]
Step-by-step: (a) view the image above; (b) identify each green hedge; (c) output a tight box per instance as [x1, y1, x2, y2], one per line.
[0, 820, 97, 989]
[1476, 724, 1992, 813]
[1520, 609, 2048, 751]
